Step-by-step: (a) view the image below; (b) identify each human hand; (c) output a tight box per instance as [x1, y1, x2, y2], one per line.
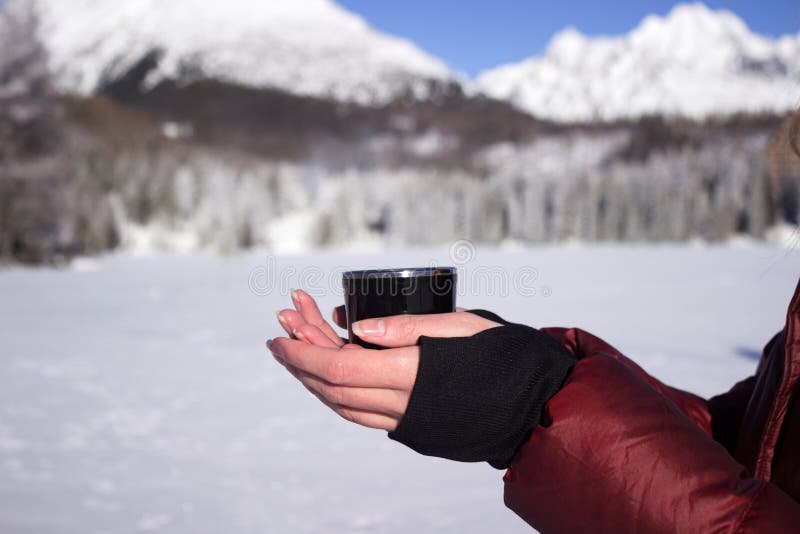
[269, 291, 501, 430]
[274, 289, 346, 348]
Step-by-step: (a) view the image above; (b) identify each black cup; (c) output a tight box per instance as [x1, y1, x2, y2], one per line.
[342, 267, 457, 348]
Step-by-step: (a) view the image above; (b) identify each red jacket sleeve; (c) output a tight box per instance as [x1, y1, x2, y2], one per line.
[503, 328, 800, 533]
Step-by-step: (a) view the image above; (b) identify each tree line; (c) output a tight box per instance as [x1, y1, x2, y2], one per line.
[1, 5, 798, 264]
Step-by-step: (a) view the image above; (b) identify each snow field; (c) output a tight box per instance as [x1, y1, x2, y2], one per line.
[0, 244, 797, 533]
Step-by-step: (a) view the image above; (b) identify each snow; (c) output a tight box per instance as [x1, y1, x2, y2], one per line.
[24, 0, 455, 104]
[18, 1, 800, 121]
[83, 127, 778, 257]
[477, 3, 800, 121]
[1, 244, 798, 533]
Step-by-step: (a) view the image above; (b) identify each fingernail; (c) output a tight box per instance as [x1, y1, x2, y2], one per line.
[276, 311, 287, 325]
[353, 318, 385, 337]
[292, 329, 306, 341]
[291, 289, 299, 302]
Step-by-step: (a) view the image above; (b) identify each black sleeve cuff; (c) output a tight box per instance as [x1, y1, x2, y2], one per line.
[388, 310, 577, 469]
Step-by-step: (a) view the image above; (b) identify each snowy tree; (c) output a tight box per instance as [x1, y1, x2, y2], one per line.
[0, 1, 64, 262]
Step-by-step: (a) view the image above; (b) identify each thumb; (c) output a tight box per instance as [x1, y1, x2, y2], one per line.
[352, 312, 500, 348]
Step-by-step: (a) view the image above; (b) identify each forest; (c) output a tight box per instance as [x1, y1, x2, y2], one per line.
[1, 6, 799, 263]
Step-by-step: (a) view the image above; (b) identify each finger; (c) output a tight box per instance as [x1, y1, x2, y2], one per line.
[281, 364, 398, 430]
[292, 289, 345, 346]
[292, 368, 409, 419]
[276, 309, 304, 338]
[351, 312, 501, 348]
[293, 323, 340, 348]
[332, 305, 347, 329]
[456, 307, 466, 312]
[328, 404, 398, 431]
[311, 393, 398, 431]
[269, 338, 418, 389]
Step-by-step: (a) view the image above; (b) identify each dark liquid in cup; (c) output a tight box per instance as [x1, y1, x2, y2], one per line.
[342, 267, 457, 349]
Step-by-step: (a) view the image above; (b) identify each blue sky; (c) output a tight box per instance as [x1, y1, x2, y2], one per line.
[338, 0, 800, 76]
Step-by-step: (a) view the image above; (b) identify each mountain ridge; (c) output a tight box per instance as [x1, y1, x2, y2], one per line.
[23, 0, 458, 105]
[477, 3, 800, 121]
[9, 1, 800, 122]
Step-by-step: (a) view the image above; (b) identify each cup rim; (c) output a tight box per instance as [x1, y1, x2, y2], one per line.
[342, 266, 456, 279]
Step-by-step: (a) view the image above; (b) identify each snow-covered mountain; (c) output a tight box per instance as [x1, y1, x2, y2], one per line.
[9, 1, 800, 121]
[23, 0, 457, 104]
[477, 3, 800, 121]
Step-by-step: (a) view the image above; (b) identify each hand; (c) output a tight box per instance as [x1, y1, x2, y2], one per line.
[268, 291, 501, 430]
[275, 289, 346, 348]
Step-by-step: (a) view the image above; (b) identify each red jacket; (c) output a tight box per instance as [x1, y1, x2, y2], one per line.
[505, 279, 800, 532]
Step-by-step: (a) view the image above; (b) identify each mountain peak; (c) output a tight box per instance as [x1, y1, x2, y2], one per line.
[478, 2, 800, 121]
[662, 2, 738, 28]
[546, 27, 590, 66]
[22, 0, 456, 104]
